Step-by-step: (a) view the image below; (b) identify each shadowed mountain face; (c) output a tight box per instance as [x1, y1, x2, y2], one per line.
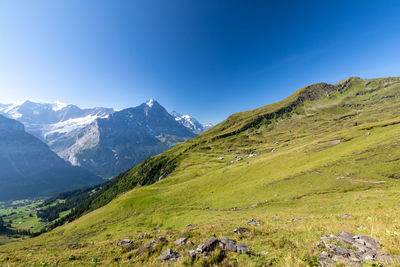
[0, 115, 103, 201]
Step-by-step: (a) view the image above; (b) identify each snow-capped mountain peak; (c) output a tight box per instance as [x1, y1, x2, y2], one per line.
[53, 100, 68, 111]
[170, 110, 213, 133]
[146, 99, 154, 108]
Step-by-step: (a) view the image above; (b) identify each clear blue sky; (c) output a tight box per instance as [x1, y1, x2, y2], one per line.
[1, 0, 400, 124]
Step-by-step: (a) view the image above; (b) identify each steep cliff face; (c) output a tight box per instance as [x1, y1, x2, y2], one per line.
[0, 115, 103, 201]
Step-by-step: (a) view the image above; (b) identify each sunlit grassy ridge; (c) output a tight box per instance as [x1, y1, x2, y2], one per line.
[2, 77, 400, 266]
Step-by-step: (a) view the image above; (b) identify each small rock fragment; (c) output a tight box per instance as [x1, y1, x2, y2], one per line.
[159, 248, 180, 262]
[246, 218, 261, 226]
[219, 237, 237, 252]
[116, 239, 136, 248]
[237, 243, 250, 254]
[196, 237, 220, 253]
[68, 243, 81, 249]
[233, 227, 249, 234]
[174, 237, 187, 246]
[137, 233, 150, 239]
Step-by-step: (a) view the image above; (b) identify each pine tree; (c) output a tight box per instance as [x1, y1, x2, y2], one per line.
[0, 216, 5, 232]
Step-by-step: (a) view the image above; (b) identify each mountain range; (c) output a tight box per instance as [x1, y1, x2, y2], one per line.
[0, 99, 212, 178]
[0, 114, 102, 201]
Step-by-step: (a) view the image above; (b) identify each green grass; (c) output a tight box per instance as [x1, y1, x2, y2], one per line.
[0, 197, 75, 237]
[2, 77, 400, 266]
[0, 199, 47, 233]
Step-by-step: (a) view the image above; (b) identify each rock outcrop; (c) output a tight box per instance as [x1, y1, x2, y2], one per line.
[159, 248, 180, 262]
[189, 237, 250, 258]
[116, 239, 137, 248]
[312, 231, 400, 266]
[174, 237, 187, 246]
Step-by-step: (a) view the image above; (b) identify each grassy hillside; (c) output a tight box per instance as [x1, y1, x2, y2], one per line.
[2, 77, 400, 266]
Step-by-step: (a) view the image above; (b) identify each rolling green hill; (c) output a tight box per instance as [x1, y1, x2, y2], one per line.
[2, 77, 400, 266]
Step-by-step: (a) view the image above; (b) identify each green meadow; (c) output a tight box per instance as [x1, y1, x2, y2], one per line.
[2, 77, 400, 266]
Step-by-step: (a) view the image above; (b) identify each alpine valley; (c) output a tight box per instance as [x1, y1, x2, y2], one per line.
[2, 77, 400, 266]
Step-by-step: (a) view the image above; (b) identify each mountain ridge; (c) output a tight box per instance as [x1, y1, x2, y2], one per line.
[0, 99, 211, 178]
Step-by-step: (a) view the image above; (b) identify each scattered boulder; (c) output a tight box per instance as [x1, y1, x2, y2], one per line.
[218, 157, 224, 160]
[137, 233, 151, 239]
[185, 224, 195, 228]
[236, 157, 243, 161]
[68, 243, 82, 249]
[232, 155, 237, 158]
[338, 214, 352, 218]
[246, 218, 261, 226]
[136, 237, 168, 255]
[188, 249, 198, 258]
[219, 237, 237, 252]
[152, 236, 167, 245]
[116, 239, 137, 248]
[233, 227, 249, 234]
[248, 153, 257, 158]
[237, 243, 250, 254]
[365, 132, 371, 136]
[312, 231, 400, 266]
[136, 244, 152, 255]
[159, 248, 180, 262]
[174, 237, 187, 246]
[189, 237, 251, 258]
[197, 237, 220, 253]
